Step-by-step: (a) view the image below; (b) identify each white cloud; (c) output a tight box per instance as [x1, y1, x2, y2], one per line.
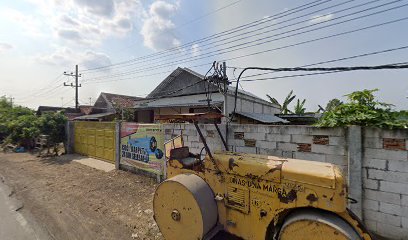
[81, 51, 112, 69]
[36, 47, 75, 66]
[309, 14, 334, 24]
[73, 0, 115, 17]
[0, 43, 14, 53]
[57, 29, 83, 41]
[116, 18, 132, 30]
[191, 43, 201, 57]
[59, 15, 79, 27]
[36, 47, 112, 69]
[7, 0, 143, 47]
[140, 0, 181, 51]
[1, 7, 45, 37]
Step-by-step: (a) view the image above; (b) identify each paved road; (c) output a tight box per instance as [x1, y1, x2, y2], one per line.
[0, 179, 50, 240]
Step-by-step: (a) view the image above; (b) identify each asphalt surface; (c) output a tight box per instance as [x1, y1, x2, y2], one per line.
[0, 178, 50, 240]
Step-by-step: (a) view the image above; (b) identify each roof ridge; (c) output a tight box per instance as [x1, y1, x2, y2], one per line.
[101, 92, 143, 99]
[147, 67, 186, 98]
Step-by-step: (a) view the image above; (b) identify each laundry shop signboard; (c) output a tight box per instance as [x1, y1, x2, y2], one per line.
[120, 123, 164, 175]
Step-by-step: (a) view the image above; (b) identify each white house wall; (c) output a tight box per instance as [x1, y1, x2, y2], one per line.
[224, 92, 279, 115]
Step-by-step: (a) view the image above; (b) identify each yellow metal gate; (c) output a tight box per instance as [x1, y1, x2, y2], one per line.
[74, 122, 116, 163]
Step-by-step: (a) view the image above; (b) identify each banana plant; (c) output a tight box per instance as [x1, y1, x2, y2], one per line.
[294, 99, 306, 114]
[267, 90, 296, 114]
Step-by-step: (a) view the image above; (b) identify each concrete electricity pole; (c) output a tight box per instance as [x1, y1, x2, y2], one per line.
[222, 62, 228, 116]
[222, 61, 229, 147]
[9, 96, 14, 108]
[63, 65, 82, 109]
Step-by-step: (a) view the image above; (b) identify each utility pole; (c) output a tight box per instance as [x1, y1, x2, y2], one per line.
[9, 96, 14, 108]
[63, 65, 81, 109]
[89, 97, 92, 106]
[222, 62, 228, 117]
[222, 61, 229, 148]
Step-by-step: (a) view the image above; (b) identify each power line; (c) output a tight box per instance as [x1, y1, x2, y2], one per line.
[236, 45, 408, 79]
[83, 14, 408, 84]
[230, 62, 408, 120]
[85, 0, 343, 73]
[239, 70, 346, 81]
[93, 0, 385, 73]
[82, 62, 212, 83]
[237, 62, 408, 82]
[82, 0, 401, 82]
[238, 62, 408, 74]
[136, 79, 208, 106]
[16, 74, 64, 100]
[105, 0, 246, 62]
[17, 84, 66, 103]
[223, 16, 408, 65]
[62, 99, 75, 107]
[80, 0, 334, 72]
[114, 0, 402, 73]
[178, 0, 244, 28]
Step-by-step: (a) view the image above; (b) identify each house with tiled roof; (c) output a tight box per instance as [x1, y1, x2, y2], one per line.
[93, 92, 144, 112]
[36, 106, 84, 120]
[74, 92, 145, 121]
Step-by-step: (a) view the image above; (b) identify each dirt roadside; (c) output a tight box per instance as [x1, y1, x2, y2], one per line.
[0, 152, 163, 240]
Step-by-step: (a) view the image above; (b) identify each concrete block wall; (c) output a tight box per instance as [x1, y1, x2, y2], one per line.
[163, 123, 226, 155]
[163, 124, 347, 173]
[227, 124, 348, 174]
[362, 128, 408, 239]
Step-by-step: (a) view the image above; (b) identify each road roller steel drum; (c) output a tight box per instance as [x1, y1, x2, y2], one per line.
[153, 174, 218, 240]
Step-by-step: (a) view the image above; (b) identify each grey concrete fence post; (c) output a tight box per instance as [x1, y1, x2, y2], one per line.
[347, 125, 363, 219]
[65, 121, 75, 154]
[115, 121, 121, 170]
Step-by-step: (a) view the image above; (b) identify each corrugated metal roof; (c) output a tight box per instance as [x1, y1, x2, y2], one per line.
[135, 93, 223, 109]
[73, 112, 115, 120]
[145, 67, 279, 109]
[236, 112, 289, 124]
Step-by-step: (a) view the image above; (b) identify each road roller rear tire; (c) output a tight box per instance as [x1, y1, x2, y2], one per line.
[278, 209, 362, 240]
[153, 174, 218, 240]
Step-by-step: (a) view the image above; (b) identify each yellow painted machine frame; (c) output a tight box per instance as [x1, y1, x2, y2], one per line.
[157, 113, 373, 240]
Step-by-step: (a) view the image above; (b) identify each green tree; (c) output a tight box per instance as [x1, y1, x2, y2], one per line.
[267, 90, 296, 114]
[122, 108, 135, 122]
[0, 97, 39, 147]
[7, 114, 40, 148]
[316, 89, 408, 129]
[293, 99, 306, 114]
[325, 98, 343, 112]
[38, 112, 67, 155]
[318, 99, 343, 113]
[0, 98, 68, 152]
[111, 101, 135, 122]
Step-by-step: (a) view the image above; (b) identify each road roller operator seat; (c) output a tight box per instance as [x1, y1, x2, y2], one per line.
[169, 147, 201, 168]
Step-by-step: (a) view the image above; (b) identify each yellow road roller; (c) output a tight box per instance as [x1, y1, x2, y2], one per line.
[153, 113, 372, 240]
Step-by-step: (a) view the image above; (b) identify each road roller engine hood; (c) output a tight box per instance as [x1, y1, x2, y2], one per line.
[208, 152, 338, 188]
[204, 151, 347, 212]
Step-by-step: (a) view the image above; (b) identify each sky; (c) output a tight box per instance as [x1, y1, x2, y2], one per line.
[0, 0, 407, 111]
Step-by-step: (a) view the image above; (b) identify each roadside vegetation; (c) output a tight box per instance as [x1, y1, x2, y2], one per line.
[0, 97, 67, 153]
[268, 89, 407, 129]
[317, 89, 408, 129]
